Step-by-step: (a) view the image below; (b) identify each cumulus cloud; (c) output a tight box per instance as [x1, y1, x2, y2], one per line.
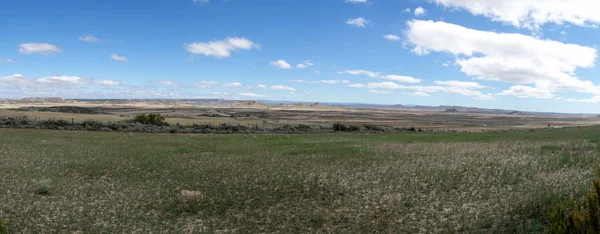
[497, 85, 555, 99]
[340, 69, 421, 83]
[238, 92, 265, 98]
[297, 60, 313, 68]
[433, 0, 600, 29]
[94, 80, 120, 86]
[223, 82, 243, 87]
[339, 70, 380, 78]
[184, 37, 257, 58]
[414, 7, 427, 16]
[257, 84, 266, 89]
[270, 60, 293, 69]
[365, 80, 493, 100]
[78, 35, 101, 42]
[110, 54, 128, 62]
[405, 20, 600, 99]
[346, 17, 368, 28]
[19, 43, 61, 55]
[293, 79, 349, 84]
[271, 85, 296, 92]
[369, 89, 393, 94]
[383, 34, 401, 41]
[348, 84, 365, 88]
[407, 92, 431, 97]
[194, 80, 220, 88]
[158, 80, 179, 86]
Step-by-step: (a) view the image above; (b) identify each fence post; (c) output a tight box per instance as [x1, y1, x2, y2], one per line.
[72, 118, 74, 124]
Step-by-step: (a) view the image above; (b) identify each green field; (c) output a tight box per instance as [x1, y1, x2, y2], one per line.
[1, 127, 600, 232]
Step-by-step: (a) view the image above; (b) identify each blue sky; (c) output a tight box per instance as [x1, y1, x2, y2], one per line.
[1, 0, 600, 113]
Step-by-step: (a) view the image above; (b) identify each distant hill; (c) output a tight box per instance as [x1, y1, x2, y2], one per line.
[232, 101, 267, 108]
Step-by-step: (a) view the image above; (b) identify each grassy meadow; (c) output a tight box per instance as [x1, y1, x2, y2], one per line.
[1, 127, 600, 232]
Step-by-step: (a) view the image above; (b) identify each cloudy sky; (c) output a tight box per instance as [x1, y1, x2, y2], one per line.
[1, 0, 600, 113]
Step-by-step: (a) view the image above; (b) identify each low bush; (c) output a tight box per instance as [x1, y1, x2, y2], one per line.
[363, 124, 384, 132]
[332, 123, 360, 132]
[132, 114, 169, 126]
[548, 170, 600, 233]
[0, 218, 7, 234]
[37, 179, 52, 195]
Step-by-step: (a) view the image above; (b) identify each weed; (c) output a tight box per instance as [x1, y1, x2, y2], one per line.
[37, 179, 52, 195]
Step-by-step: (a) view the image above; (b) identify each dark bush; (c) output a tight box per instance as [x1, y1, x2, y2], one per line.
[332, 123, 360, 132]
[548, 170, 600, 233]
[132, 114, 169, 126]
[363, 124, 384, 132]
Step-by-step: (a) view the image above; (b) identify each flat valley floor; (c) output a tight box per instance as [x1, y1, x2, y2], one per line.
[2, 127, 600, 232]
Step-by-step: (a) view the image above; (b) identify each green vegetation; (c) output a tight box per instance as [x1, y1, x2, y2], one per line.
[37, 179, 52, 195]
[132, 113, 169, 126]
[38, 106, 99, 114]
[0, 218, 7, 234]
[1, 126, 600, 232]
[548, 171, 600, 233]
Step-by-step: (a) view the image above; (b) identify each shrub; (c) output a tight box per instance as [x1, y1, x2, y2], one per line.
[332, 123, 360, 132]
[0, 218, 7, 234]
[363, 124, 384, 132]
[548, 171, 600, 233]
[37, 179, 52, 195]
[410, 127, 416, 132]
[132, 114, 169, 126]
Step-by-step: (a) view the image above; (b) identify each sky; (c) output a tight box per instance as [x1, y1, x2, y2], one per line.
[1, 0, 600, 113]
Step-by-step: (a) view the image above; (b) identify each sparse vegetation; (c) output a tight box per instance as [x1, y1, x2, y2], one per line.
[36, 179, 52, 195]
[1, 127, 600, 232]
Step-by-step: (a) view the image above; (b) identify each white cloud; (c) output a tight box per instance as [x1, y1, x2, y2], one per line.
[19, 43, 61, 55]
[257, 84, 266, 89]
[348, 84, 365, 88]
[37, 76, 88, 85]
[0, 58, 14, 63]
[78, 35, 101, 42]
[414, 7, 427, 16]
[238, 92, 265, 98]
[193, 0, 209, 3]
[271, 85, 296, 92]
[567, 96, 600, 103]
[406, 20, 600, 99]
[366, 80, 493, 100]
[212, 91, 228, 95]
[383, 34, 401, 41]
[340, 69, 421, 84]
[316, 80, 349, 84]
[407, 92, 430, 97]
[346, 0, 368, 3]
[404, 8, 411, 13]
[270, 60, 293, 69]
[94, 80, 120, 86]
[194, 80, 219, 88]
[433, 0, 600, 29]
[339, 70, 380, 78]
[498, 85, 555, 99]
[384, 75, 421, 84]
[369, 89, 393, 94]
[184, 37, 257, 58]
[296, 60, 313, 68]
[158, 80, 179, 86]
[433, 80, 485, 89]
[110, 54, 128, 62]
[223, 82, 243, 87]
[346, 17, 368, 28]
